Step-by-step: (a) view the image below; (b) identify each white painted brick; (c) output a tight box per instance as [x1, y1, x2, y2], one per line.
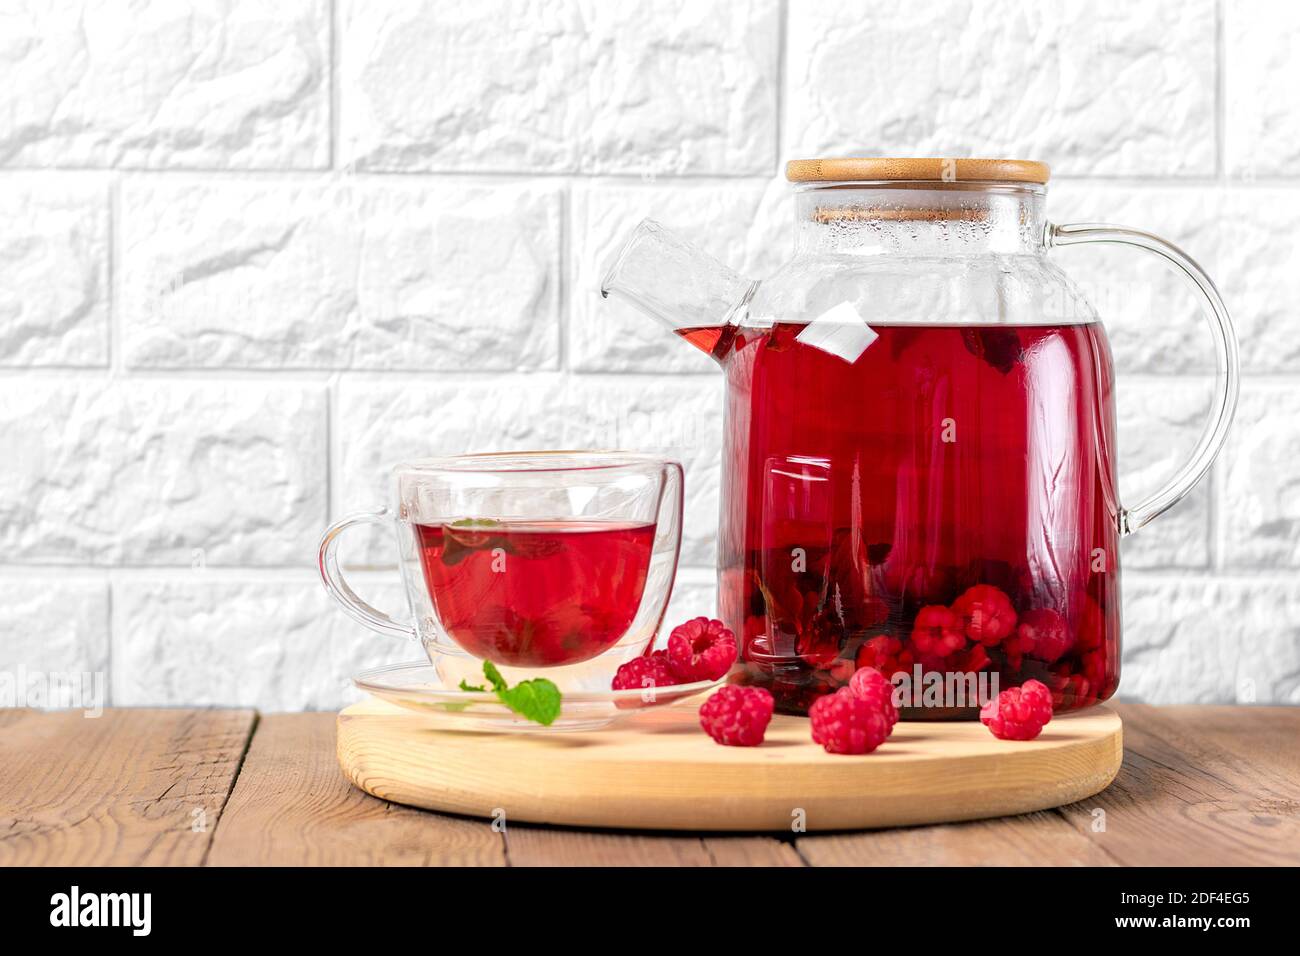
[1116, 381, 1213, 569]
[335, 376, 724, 567]
[0, 178, 109, 366]
[1044, 186, 1223, 374]
[1222, 385, 1300, 569]
[0, 3, 1293, 711]
[0, 0, 328, 169]
[0, 382, 326, 565]
[0, 576, 109, 701]
[338, 0, 779, 174]
[571, 180, 790, 372]
[121, 178, 561, 370]
[1052, 185, 1300, 374]
[1225, 0, 1300, 177]
[785, 0, 1216, 177]
[112, 576, 415, 710]
[1214, 190, 1300, 373]
[1120, 576, 1300, 705]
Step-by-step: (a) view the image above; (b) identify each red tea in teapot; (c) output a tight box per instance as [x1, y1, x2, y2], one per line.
[683, 321, 1120, 716]
[415, 520, 656, 667]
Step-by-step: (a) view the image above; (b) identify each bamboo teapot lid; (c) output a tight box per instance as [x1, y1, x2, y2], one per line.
[786, 157, 1050, 185]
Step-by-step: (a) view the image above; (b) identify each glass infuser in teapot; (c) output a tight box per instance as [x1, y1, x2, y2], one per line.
[602, 157, 1239, 718]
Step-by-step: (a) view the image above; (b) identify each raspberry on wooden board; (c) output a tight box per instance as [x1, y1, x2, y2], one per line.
[698, 685, 774, 747]
[810, 686, 893, 755]
[847, 666, 899, 728]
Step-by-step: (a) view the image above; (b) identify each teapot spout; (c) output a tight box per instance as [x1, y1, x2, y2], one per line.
[600, 219, 756, 357]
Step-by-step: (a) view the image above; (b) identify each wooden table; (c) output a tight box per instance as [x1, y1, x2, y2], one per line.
[1, 704, 1297, 867]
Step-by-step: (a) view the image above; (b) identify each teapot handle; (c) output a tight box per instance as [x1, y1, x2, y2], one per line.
[1048, 222, 1240, 537]
[318, 509, 418, 640]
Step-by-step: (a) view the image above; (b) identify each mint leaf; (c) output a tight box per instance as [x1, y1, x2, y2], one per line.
[477, 660, 562, 726]
[482, 660, 508, 694]
[441, 519, 513, 566]
[458, 679, 486, 692]
[498, 679, 562, 727]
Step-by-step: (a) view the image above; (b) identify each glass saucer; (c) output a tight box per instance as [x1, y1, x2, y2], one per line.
[352, 661, 723, 732]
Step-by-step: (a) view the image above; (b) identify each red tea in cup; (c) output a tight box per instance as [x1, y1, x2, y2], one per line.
[415, 519, 657, 668]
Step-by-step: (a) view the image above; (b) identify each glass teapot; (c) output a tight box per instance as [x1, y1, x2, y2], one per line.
[601, 157, 1239, 718]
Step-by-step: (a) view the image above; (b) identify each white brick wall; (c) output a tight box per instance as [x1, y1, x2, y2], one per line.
[1, 0, 1297, 710]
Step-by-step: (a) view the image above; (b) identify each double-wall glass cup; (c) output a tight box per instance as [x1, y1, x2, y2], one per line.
[320, 452, 684, 693]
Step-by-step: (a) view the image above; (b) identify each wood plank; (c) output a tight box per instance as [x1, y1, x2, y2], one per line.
[1158, 705, 1300, 783]
[703, 836, 804, 866]
[4, 704, 1293, 867]
[797, 810, 1119, 866]
[799, 705, 1300, 867]
[1049, 703, 1300, 866]
[506, 828, 802, 867]
[207, 713, 505, 866]
[0, 708, 254, 866]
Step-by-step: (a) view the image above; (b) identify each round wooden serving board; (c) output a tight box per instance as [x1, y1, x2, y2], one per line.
[337, 698, 1122, 832]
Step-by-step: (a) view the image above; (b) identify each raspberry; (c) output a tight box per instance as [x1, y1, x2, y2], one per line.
[855, 635, 913, 678]
[1048, 666, 1091, 707]
[952, 584, 1017, 646]
[611, 650, 678, 691]
[948, 643, 991, 675]
[667, 617, 738, 682]
[980, 678, 1054, 740]
[1077, 597, 1107, 651]
[848, 666, 899, 728]
[810, 687, 893, 755]
[1065, 674, 1094, 706]
[828, 657, 858, 685]
[796, 629, 840, 669]
[1082, 648, 1108, 691]
[1016, 607, 1071, 663]
[1001, 630, 1031, 671]
[698, 685, 774, 747]
[885, 562, 958, 607]
[910, 605, 966, 657]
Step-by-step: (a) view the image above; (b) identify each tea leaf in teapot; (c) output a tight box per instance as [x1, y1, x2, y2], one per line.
[960, 328, 1023, 374]
[866, 542, 892, 566]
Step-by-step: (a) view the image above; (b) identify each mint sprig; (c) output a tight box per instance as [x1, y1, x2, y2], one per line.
[449, 518, 503, 529]
[461, 661, 562, 727]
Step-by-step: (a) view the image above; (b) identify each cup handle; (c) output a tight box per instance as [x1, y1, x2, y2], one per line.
[318, 509, 417, 641]
[1048, 222, 1241, 536]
